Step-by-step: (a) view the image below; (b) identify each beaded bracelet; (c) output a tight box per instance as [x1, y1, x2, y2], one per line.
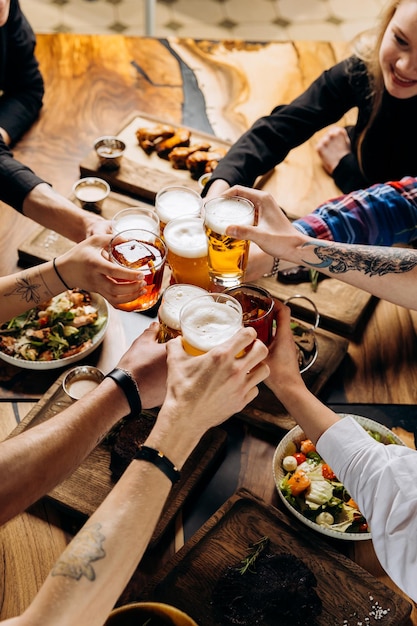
[53, 257, 73, 291]
[134, 445, 181, 484]
[105, 367, 142, 418]
[263, 257, 280, 278]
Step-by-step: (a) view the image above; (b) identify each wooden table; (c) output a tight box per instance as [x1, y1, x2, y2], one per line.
[1, 34, 417, 622]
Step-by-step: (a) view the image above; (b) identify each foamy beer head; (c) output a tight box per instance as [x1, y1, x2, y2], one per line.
[155, 185, 203, 232]
[111, 206, 160, 235]
[164, 216, 211, 290]
[203, 196, 255, 288]
[157, 284, 208, 343]
[180, 293, 243, 355]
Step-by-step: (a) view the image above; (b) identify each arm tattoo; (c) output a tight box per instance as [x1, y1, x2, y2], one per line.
[51, 523, 106, 582]
[5, 271, 53, 305]
[301, 242, 417, 277]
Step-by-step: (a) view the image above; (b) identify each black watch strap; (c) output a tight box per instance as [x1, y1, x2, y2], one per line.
[105, 367, 142, 418]
[134, 445, 181, 484]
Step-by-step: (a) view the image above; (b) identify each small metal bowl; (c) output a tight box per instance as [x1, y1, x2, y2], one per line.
[63, 365, 104, 400]
[72, 176, 110, 213]
[94, 135, 126, 170]
[284, 295, 320, 374]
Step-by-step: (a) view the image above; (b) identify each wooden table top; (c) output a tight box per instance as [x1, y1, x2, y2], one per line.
[1, 33, 416, 622]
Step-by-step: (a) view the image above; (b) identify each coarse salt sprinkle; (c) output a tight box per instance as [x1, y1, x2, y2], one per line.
[341, 596, 391, 625]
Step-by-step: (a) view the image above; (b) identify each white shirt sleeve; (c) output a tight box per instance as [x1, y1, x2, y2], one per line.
[316, 415, 417, 602]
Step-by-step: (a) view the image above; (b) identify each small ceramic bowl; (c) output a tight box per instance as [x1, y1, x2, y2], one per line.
[72, 177, 110, 213]
[104, 602, 199, 625]
[62, 365, 104, 400]
[95, 135, 126, 170]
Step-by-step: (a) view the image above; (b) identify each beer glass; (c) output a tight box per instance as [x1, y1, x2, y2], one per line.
[157, 283, 208, 343]
[225, 284, 275, 346]
[203, 196, 255, 288]
[109, 229, 167, 312]
[155, 185, 203, 233]
[180, 293, 243, 356]
[111, 206, 160, 235]
[163, 216, 211, 290]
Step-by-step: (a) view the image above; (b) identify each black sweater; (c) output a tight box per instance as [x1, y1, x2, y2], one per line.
[205, 56, 417, 195]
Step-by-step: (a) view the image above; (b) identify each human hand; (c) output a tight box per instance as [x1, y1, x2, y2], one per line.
[57, 234, 147, 308]
[223, 186, 306, 263]
[203, 178, 230, 200]
[264, 301, 305, 399]
[148, 327, 269, 461]
[316, 126, 351, 175]
[116, 322, 168, 409]
[85, 217, 113, 237]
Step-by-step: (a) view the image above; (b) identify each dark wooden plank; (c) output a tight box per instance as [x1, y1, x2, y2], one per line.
[138, 489, 412, 626]
[8, 373, 227, 548]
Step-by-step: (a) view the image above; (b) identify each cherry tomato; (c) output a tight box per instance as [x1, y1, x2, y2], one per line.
[293, 452, 306, 465]
[359, 522, 368, 533]
[38, 316, 49, 327]
[322, 463, 336, 480]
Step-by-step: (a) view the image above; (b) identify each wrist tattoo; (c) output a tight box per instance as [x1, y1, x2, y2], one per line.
[51, 523, 106, 582]
[5, 272, 53, 306]
[302, 242, 417, 277]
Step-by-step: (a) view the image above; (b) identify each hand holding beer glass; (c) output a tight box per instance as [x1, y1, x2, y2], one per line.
[109, 228, 167, 312]
[179, 293, 244, 356]
[203, 196, 255, 288]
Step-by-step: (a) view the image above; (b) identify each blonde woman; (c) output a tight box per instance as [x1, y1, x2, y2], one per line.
[205, 0, 417, 198]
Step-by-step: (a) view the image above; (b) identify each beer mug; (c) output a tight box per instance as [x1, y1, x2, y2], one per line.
[111, 206, 160, 235]
[109, 229, 167, 312]
[225, 284, 275, 346]
[155, 185, 203, 233]
[163, 216, 211, 290]
[180, 293, 243, 356]
[157, 283, 208, 343]
[203, 196, 255, 288]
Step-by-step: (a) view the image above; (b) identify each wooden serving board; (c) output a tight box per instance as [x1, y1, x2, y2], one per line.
[138, 489, 412, 625]
[241, 324, 349, 432]
[8, 373, 227, 548]
[17, 191, 154, 267]
[79, 112, 232, 202]
[255, 273, 375, 336]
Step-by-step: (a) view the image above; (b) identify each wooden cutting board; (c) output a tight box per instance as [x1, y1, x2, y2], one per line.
[138, 489, 412, 625]
[8, 373, 227, 548]
[79, 112, 233, 202]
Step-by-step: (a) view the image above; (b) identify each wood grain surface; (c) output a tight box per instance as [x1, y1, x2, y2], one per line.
[139, 489, 412, 626]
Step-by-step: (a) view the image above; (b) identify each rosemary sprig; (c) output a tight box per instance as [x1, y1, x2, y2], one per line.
[238, 536, 270, 575]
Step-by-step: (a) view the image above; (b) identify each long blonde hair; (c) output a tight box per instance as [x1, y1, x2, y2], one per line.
[352, 0, 400, 171]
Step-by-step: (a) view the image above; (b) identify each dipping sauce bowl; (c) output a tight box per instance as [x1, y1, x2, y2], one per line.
[94, 135, 126, 170]
[63, 365, 104, 400]
[72, 177, 110, 213]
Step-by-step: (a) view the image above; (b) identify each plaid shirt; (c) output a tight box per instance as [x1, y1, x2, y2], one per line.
[294, 177, 417, 245]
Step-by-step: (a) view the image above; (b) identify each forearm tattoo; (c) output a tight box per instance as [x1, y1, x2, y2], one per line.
[51, 523, 106, 581]
[5, 271, 53, 305]
[301, 242, 417, 277]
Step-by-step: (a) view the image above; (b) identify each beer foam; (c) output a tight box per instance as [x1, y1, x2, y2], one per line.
[156, 188, 202, 223]
[204, 197, 254, 235]
[164, 218, 208, 258]
[181, 300, 242, 351]
[113, 215, 159, 234]
[159, 284, 208, 330]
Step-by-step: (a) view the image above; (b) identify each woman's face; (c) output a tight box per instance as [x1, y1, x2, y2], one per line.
[379, 0, 417, 99]
[0, 0, 10, 27]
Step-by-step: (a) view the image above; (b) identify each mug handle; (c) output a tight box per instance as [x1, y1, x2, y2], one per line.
[283, 294, 320, 330]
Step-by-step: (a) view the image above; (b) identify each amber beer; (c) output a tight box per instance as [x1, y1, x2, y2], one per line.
[163, 216, 211, 290]
[155, 185, 203, 233]
[203, 196, 255, 288]
[226, 284, 275, 346]
[109, 229, 167, 311]
[180, 293, 243, 356]
[157, 284, 208, 343]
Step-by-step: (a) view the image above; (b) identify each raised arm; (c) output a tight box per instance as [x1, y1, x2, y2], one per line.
[225, 186, 417, 311]
[4, 329, 269, 626]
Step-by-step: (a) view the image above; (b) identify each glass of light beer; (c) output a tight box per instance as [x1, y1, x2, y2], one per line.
[203, 196, 255, 288]
[157, 283, 208, 343]
[155, 185, 203, 233]
[180, 293, 243, 356]
[225, 284, 275, 346]
[111, 206, 160, 235]
[109, 228, 167, 312]
[163, 216, 211, 290]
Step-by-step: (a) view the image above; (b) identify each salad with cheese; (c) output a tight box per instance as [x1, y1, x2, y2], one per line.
[279, 429, 398, 535]
[0, 289, 107, 362]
